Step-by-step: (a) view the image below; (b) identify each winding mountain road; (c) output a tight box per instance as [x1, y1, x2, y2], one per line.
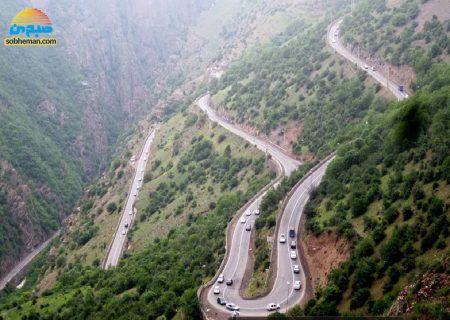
[198, 16, 407, 315]
[329, 20, 409, 101]
[198, 96, 334, 317]
[199, 95, 300, 176]
[105, 128, 157, 269]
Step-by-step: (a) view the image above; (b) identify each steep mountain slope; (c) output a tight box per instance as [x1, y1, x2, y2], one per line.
[0, 2, 89, 278]
[301, 62, 449, 319]
[0, 0, 447, 319]
[208, 2, 391, 160]
[340, 0, 450, 91]
[0, 102, 273, 319]
[0, 0, 215, 279]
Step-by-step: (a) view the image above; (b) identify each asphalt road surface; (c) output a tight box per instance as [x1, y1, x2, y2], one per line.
[105, 129, 157, 269]
[329, 20, 408, 101]
[205, 157, 334, 317]
[198, 95, 300, 176]
[198, 95, 335, 317]
[0, 232, 59, 291]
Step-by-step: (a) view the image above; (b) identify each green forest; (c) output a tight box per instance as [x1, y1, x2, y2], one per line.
[0, 11, 85, 268]
[209, 16, 389, 158]
[298, 62, 449, 318]
[2, 63, 447, 319]
[0, 1, 127, 273]
[0, 0, 448, 319]
[341, 0, 450, 73]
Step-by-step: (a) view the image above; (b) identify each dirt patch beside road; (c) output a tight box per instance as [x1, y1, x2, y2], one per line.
[300, 229, 350, 290]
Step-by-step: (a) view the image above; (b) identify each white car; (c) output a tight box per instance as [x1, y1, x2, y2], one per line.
[254, 209, 260, 215]
[294, 280, 302, 290]
[144, 157, 147, 161]
[213, 286, 220, 295]
[245, 210, 251, 216]
[332, 39, 336, 43]
[293, 265, 300, 273]
[363, 64, 369, 70]
[290, 250, 297, 259]
[267, 303, 280, 311]
[226, 303, 239, 311]
[129, 210, 133, 215]
[121, 229, 126, 235]
[279, 234, 286, 243]
[138, 178, 142, 182]
[371, 66, 376, 71]
[217, 274, 224, 283]
[141, 169, 144, 173]
[240, 217, 246, 224]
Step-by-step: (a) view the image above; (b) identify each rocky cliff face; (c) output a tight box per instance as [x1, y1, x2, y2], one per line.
[0, 0, 212, 278]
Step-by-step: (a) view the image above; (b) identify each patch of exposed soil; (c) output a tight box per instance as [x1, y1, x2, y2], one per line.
[301, 230, 350, 289]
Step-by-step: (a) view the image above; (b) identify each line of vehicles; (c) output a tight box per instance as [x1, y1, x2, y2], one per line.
[121, 150, 149, 237]
[331, 24, 408, 98]
[240, 208, 259, 231]
[213, 222, 303, 313]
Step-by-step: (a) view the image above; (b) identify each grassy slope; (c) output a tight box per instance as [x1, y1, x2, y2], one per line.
[208, 0, 395, 297]
[340, 0, 450, 89]
[19, 121, 154, 293]
[208, 8, 392, 159]
[130, 104, 271, 251]
[300, 63, 449, 318]
[0, 100, 272, 319]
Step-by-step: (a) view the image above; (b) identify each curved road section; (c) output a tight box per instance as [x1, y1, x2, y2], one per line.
[198, 95, 334, 317]
[198, 95, 300, 176]
[329, 20, 408, 101]
[105, 129, 157, 269]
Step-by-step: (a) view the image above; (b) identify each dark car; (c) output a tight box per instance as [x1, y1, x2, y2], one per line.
[226, 279, 233, 286]
[217, 297, 227, 305]
[289, 228, 295, 238]
[290, 240, 296, 249]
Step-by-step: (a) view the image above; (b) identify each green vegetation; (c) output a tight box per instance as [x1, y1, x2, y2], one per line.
[297, 63, 449, 317]
[0, 1, 84, 268]
[0, 100, 272, 319]
[130, 104, 271, 250]
[341, 0, 450, 83]
[209, 4, 389, 158]
[0, 0, 448, 319]
[245, 162, 316, 296]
